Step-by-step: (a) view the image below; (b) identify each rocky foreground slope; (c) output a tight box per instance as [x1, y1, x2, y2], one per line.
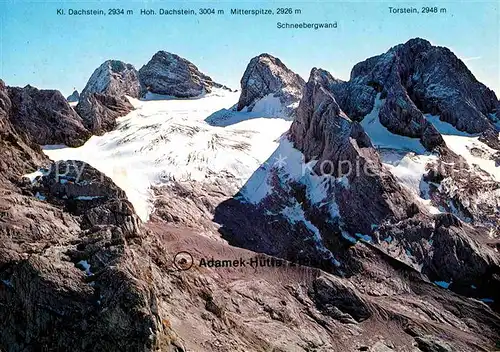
[5, 77, 482, 352]
[1, 38, 500, 351]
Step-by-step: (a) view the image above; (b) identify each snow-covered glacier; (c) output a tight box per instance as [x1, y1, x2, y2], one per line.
[43, 89, 291, 221]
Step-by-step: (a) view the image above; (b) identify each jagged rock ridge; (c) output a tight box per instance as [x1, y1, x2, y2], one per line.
[3, 82, 90, 148]
[76, 93, 134, 136]
[237, 53, 305, 118]
[210, 63, 500, 351]
[330, 38, 499, 150]
[290, 68, 418, 234]
[0, 79, 177, 350]
[138, 51, 230, 98]
[0, 80, 49, 187]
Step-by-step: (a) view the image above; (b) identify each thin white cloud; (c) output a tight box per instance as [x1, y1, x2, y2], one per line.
[462, 56, 482, 62]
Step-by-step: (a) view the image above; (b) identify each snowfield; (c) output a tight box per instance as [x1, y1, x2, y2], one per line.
[44, 90, 291, 221]
[43, 90, 498, 225]
[361, 96, 499, 215]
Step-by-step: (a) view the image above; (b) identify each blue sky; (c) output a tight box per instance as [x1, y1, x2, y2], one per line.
[1, 0, 498, 97]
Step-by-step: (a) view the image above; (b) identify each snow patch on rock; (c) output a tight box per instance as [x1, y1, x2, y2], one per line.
[442, 135, 499, 182]
[251, 94, 287, 118]
[361, 95, 426, 154]
[380, 151, 438, 196]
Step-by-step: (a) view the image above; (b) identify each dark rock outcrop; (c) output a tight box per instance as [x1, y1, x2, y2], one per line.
[66, 90, 80, 102]
[1, 42, 500, 351]
[375, 211, 500, 303]
[0, 80, 48, 187]
[212, 65, 500, 335]
[32, 160, 142, 236]
[138, 51, 228, 98]
[0, 171, 173, 351]
[237, 53, 305, 117]
[291, 68, 500, 295]
[76, 93, 133, 135]
[330, 38, 499, 150]
[311, 275, 371, 322]
[6, 85, 91, 147]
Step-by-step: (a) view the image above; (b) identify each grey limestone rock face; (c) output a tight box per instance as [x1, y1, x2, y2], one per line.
[0, 79, 175, 351]
[237, 53, 306, 118]
[80, 60, 141, 99]
[1, 42, 500, 352]
[76, 60, 139, 136]
[138, 51, 229, 98]
[292, 67, 500, 291]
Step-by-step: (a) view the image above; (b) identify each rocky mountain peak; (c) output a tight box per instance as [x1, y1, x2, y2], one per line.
[138, 51, 228, 98]
[66, 89, 80, 102]
[308, 67, 344, 91]
[237, 53, 305, 118]
[80, 59, 141, 99]
[290, 67, 417, 234]
[76, 60, 138, 136]
[291, 67, 356, 161]
[399, 36, 432, 49]
[332, 37, 498, 149]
